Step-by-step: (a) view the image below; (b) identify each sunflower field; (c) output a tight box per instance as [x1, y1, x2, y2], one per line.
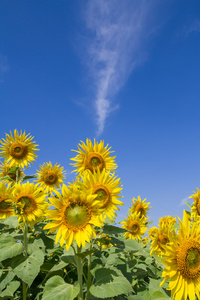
[0, 130, 200, 300]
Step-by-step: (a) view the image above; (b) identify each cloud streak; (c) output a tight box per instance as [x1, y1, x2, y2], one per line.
[84, 0, 160, 135]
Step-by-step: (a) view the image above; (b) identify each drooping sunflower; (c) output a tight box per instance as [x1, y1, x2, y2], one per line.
[121, 212, 147, 241]
[159, 215, 177, 228]
[160, 210, 200, 300]
[35, 162, 66, 193]
[13, 182, 48, 226]
[81, 169, 123, 221]
[150, 223, 177, 257]
[0, 182, 15, 219]
[0, 129, 39, 168]
[0, 161, 24, 184]
[44, 184, 103, 250]
[129, 196, 150, 219]
[189, 188, 200, 221]
[70, 139, 117, 174]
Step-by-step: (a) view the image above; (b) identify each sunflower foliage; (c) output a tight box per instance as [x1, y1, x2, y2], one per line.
[0, 130, 198, 300]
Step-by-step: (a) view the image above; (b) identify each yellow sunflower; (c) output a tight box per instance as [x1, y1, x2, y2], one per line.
[121, 212, 147, 241]
[159, 216, 177, 228]
[35, 162, 66, 193]
[150, 223, 176, 257]
[13, 182, 48, 226]
[70, 139, 117, 174]
[81, 169, 123, 221]
[0, 182, 15, 219]
[0, 161, 24, 184]
[189, 188, 200, 221]
[129, 196, 150, 219]
[0, 129, 39, 168]
[44, 184, 103, 250]
[148, 226, 158, 239]
[160, 210, 200, 300]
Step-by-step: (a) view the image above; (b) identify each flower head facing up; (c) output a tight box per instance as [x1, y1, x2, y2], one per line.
[44, 183, 103, 250]
[0, 182, 14, 218]
[13, 182, 47, 226]
[0, 161, 24, 184]
[70, 139, 117, 174]
[0, 129, 39, 168]
[35, 162, 66, 193]
[158, 215, 177, 228]
[129, 196, 150, 219]
[160, 210, 200, 300]
[121, 212, 147, 241]
[81, 169, 123, 221]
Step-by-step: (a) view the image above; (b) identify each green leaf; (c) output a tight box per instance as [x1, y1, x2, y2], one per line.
[0, 281, 20, 298]
[22, 175, 37, 182]
[0, 235, 23, 261]
[0, 175, 13, 181]
[102, 224, 126, 235]
[0, 271, 15, 292]
[8, 167, 19, 174]
[149, 278, 170, 299]
[14, 250, 44, 287]
[76, 249, 97, 260]
[3, 216, 19, 229]
[42, 276, 79, 300]
[28, 238, 45, 254]
[90, 268, 132, 298]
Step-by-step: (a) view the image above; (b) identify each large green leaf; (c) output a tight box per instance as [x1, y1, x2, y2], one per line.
[28, 238, 45, 254]
[14, 250, 44, 287]
[0, 235, 23, 261]
[149, 278, 170, 299]
[0, 271, 15, 292]
[42, 276, 79, 300]
[0, 281, 20, 298]
[90, 268, 132, 298]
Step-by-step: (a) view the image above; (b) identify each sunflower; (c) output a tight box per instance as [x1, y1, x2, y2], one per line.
[190, 188, 200, 221]
[0, 182, 15, 218]
[121, 212, 147, 241]
[159, 216, 177, 228]
[12, 182, 47, 226]
[35, 162, 66, 193]
[150, 223, 176, 257]
[0, 161, 24, 184]
[81, 169, 123, 221]
[70, 139, 117, 174]
[0, 129, 39, 168]
[148, 226, 158, 239]
[129, 195, 150, 219]
[44, 184, 103, 250]
[160, 210, 200, 300]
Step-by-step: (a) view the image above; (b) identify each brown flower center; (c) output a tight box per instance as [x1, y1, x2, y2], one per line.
[0, 197, 11, 211]
[64, 203, 90, 229]
[44, 171, 58, 185]
[92, 185, 110, 208]
[135, 204, 145, 217]
[17, 195, 35, 213]
[84, 152, 105, 172]
[159, 234, 169, 245]
[177, 239, 200, 279]
[10, 143, 27, 159]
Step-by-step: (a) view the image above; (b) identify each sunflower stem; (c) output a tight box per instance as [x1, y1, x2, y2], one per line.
[16, 167, 19, 183]
[85, 245, 92, 300]
[155, 260, 157, 279]
[76, 246, 83, 300]
[22, 222, 28, 300]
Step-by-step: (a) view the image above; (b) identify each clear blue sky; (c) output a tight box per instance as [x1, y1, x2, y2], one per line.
[1, 0, 200, 226]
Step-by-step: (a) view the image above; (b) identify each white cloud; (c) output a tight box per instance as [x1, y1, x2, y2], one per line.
[179, 196, 191, 207]
[84, 0, 161, 135]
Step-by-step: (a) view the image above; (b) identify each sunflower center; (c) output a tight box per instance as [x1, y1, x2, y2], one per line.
[93, 185, 110, 208]
[0, 197, 11, 210]
[85, 153, 105, 172]
[135, 204, 145, 217]
[65, 204, 90, 228]
[17, 196, 33, 212]
[44, 171, 58, 185]
[130, 221, 140, 234]
[177, 239, 200, 279]
[159, 234, 169, 245]
[10, 143, 27, 159]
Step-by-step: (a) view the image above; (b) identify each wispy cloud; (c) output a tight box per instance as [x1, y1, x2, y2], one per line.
[179, 196, 191, 207]
[83, 0, 161, 135]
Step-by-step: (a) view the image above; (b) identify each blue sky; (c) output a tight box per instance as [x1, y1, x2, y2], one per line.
[1, 0, 200, 226]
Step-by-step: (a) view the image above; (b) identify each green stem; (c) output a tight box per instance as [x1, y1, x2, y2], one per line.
[76, 246, 83, 300]
[22, 222, 28, 300]
[85, 247, 92, 300]
[155, 260, 157, 279]
[16, 167, 19, 183]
